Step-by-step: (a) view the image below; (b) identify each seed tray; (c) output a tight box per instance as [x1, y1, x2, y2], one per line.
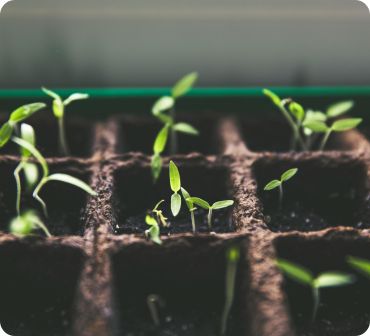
[0, 88, 370, 336]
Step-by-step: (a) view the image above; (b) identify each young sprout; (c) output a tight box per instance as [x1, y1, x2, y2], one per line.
[186, 197, 234, 229]
[303, 118, 362, 151]
[42, 87, 89, 156]
[10, 210, 51, 238]
[181, 187, 197, 233]
[145, 214, 162, 245]
[277, 258, 355, 321]
[264, 168, 298, 209]
[146, 294, 165, 327]
[151, 200, 168, 228]
[220, 245, 240, 336]
[0, 102, 46, 148]
[169, 161, 182, 216]
[14, 124, 39, 216]
[12, 136, 97, 217]
[347, 256, 370, 279]
[151, 73, 199, 181]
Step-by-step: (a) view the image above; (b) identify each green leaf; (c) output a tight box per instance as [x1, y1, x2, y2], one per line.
[20, 123, 36, 158]
[181, 187, 193, 210]
[64, 93, 89, 106]
[171, 72, 198, 98]
[347, 256, 370, 278]
[331, 118, 362, 132]
[153, 125, 169, 154]
[305, 110, 327, 123]
[281, 168, 298, 182]
[327, 101, 354, 118]
[145, 214, 158, 226]
[173, 122, 199, 135]
[171, 192, 182, 216]
[289, 102, 305, 121]
[23, 163, 39, 189]
[303, 120, 329, 133]
[42, 87, 61, 101]
[212, 200, 234, 210]
[146, 225, 162, 245]
[314, 272, 355, 288]
[152, 96, 175, 116]
[226, 246, 240, 262]
[187, 197, 210, 210]
[263, 89, 281, 106]
[0, 122, 13, 148]
[52, 99, 64, 118]
[169, 161, 181, 192]
[264, 179, 281, 191]
[276, 259, 314, 286]
[46, 173, 97, 196]
[151, 154, 162, 182]
[9, 103, 46, 123]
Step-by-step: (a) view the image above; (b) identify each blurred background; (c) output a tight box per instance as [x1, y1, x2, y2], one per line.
[0, 0, 369, 88]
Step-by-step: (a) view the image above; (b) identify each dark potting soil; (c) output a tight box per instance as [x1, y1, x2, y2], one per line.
[114, 207, 233, 235]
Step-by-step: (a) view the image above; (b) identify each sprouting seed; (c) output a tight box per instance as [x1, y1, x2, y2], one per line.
[347, 256, 370, 279]
[151, 73, 199, 181]
[147, 294, 165, 327]
[277, 258, 355, 321]
[186, 197, 234, 229]
[151, 200, 168, 228]
[12, 136, 97, 217]
[10, 210, 51, 238]
[264, 168, 298, 209]
[220, 245, 240, 336]
[42, 87, 89, 156]
[169, 161, 182, 216]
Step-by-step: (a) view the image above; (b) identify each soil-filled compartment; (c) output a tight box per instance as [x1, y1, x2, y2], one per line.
[113, 160, 235, 235]
[118, 115, 221, 155]
[275, 236, 370, 336]
[0, 240, 84, 336]
[241, 117, 358, 153]
[0, 114, 94, 158]
[253, 157, 369, 232]
[0, 159, 93, 236]
[111, 239, 249, 336]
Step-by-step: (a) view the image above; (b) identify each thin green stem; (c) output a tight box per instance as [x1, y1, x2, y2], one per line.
[14, 162, 24, 216]
[319, 129, 332, 151]
[190, 210, 196, 233]
[312, 286, 320, 322]
[58, 116, 70, 156]
[147, 295, 163, 327]
[33, 177, 48, 217]
[33, 218, 52, 237]
[169, 107, 177, 155]
[208, 208, 213, 229]
[278, 184, 283, 210]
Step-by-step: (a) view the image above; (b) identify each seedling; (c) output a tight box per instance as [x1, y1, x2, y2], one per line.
[169, 161, 182, 216]
[0, 102, 46, 148]
[147, 294, 165, 326]
[264, 168, 298, 209]
[181, 187, 197, 233]
[42, 87, 89, 156]
[10, 210, 51, 237]
[347, 256, 370, 279]
[151, 200, 168, 228]
[220, 245, 240, 336]
[303, 118, 362, 150]
[186, 197, 234, 229]
[277, 258, 355, 321]
[145, 214, 162, 245]
[12, 136, 97, 217]
[151, 73, 199, 181]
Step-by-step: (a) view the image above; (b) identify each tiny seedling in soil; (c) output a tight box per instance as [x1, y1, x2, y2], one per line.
[146, 294, 165, 327]
[277, 258, 355, 322]
[12, 136, 97, 218]
[151, 73, 199, 181]
[169, 161, 182, 217]
[187, 197, 234, 229]
[263, 89, 359, 151]
[181, 187, 197, 233]
[10, 210, 51, 237]
[42, 87, 89, 156]
[347, 256, 370, 279]
[220, 245, 240, 336]
[145, 200, 168, 245]
[264, 168, 298, 210]
[0, 102, 46, 148]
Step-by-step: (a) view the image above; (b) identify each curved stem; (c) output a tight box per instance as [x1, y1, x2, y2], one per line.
[33, 178, 49, 217]
[58, 116, 70, 156]
[14, 162, 24, 216]
[319, 130, 332, 151]
[33, 218, 52, 237]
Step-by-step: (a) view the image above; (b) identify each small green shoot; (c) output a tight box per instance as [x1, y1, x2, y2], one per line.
[277, 258, 355, 321]
[169, 161, 182, 216]
[186, 197, 234, 229]
[0, 102, 46, 148]
[347, 256, 370, 279]
[10, 210, 51, 237]
[12, 136, 97, 217]
[303, 118, 362, 150]
[181, 187, 197, 233]
[264, 168, 298, 209]
[151, 200, 168, 228]
[145, 214, 162, 245]
[14, 124, 39, 216]
[147, 294, 165, 326]
[151, 73, 199, 181]
[42, 87, 89, 156]
[220, 245, 240, 336]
